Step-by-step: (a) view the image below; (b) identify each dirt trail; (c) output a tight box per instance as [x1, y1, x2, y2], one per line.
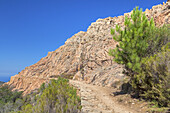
[70, 80, 138, 113]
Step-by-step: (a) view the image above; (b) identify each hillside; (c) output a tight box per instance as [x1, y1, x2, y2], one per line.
[6, 1, 170, 96]
[0, 81, 4, 85]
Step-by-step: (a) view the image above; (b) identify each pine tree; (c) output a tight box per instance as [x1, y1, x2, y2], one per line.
[109, 7, 155, 75]
[109, 6, 170, 108]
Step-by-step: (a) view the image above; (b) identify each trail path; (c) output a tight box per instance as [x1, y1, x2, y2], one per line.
[70, 80, 138, 113]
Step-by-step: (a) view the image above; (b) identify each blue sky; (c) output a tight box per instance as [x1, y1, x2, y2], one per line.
[0, 0, 166, 82]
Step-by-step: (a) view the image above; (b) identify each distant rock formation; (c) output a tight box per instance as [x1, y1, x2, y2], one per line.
[0, 81, 5, 86]
[6, 1, 170, 95]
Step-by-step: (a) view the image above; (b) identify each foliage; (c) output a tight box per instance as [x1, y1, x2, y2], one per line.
[33, 77, 81, 113]
[131, 43, 170, 107]
[39, 83, 45, 93]
[148, 106, 170, 113]
[0, 77, 81, 113]
[109, 6, 170, 108]
[0, 85, 23, 113]
[21, 104, 33, 113]
[17, 77, 81, 113]
[146, 24, 170, 56]
[109, 7, 155, 74]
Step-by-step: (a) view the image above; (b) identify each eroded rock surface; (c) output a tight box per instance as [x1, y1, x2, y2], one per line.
[7, 1, 170, 95]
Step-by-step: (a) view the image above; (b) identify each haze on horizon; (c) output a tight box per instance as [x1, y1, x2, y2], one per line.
[0, 0, 166, 82]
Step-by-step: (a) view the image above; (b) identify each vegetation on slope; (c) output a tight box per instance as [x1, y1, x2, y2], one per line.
[109, 6, 170, 110]
[0, 85, 23, 113]
[133, 44, 170, 107]
[0, 77, 81, 113]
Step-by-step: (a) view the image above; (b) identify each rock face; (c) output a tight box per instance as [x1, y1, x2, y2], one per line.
[7, 2, 170, 95]
[8, 76, 47, 94]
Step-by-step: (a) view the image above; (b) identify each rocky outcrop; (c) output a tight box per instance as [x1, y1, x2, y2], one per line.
[8, 75, 48, 94]
[7, 1, 170, 95]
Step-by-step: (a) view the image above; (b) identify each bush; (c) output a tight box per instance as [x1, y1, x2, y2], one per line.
[0, 85, 23, 113]
[33, 77, 81, 113]
[39, 83, 45, 93]
[132, 43, 170, 107]
[146, 24, 170, 56]
[0, 78, 81, 113]
[19, 77, 81, 113]
[21, 104, 33, 113]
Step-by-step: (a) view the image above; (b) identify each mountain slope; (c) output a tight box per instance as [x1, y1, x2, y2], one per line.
[0, 81, 4, 85]
[7, 1, 170, 95]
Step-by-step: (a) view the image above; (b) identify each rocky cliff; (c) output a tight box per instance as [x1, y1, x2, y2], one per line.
[7, 2, 170, 95]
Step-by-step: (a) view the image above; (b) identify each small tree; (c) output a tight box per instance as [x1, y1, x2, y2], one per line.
[109, 7, 155, 75]
[109, 6, 170, 107]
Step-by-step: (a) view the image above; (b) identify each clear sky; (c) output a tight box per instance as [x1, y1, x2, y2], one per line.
[0, 0, 167, 82]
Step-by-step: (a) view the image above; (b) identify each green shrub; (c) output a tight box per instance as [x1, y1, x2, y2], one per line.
[39, 83, 45, 93]
[34, 77, 81, 113]
[19, 77, 81, 113]
[21, 104, 33, 113]
[0, 78, 81, 113]
[132, 43, 170, 107]
[0, 85, 23, 113]
[146, 24, 170, 56]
